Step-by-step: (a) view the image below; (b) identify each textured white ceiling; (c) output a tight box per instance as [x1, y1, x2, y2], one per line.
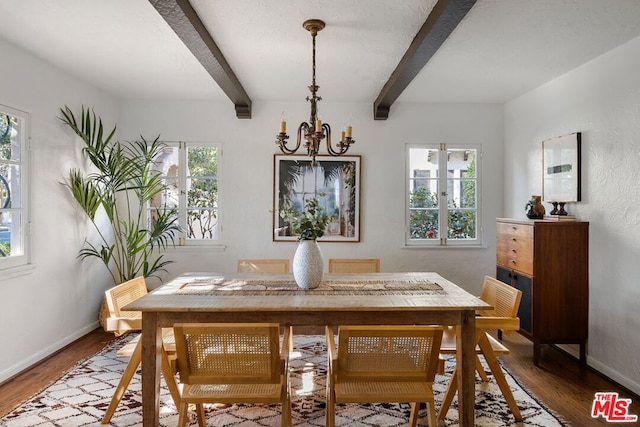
[1, 0, 640, 106]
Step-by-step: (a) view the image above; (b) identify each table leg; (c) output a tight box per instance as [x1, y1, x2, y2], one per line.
[141, 312, 161, 427]
[456, 310, 476, 426]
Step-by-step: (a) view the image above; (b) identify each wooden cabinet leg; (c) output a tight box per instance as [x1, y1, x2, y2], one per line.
[533, 339, 541, 366]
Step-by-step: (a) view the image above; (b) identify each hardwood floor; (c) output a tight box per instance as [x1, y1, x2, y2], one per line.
[1, 327, 638, 425]
[496, 331, 640, 425]
[0, 328, 116, 417]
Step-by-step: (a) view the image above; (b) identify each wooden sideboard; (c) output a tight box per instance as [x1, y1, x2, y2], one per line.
[495, 218, 589, 365]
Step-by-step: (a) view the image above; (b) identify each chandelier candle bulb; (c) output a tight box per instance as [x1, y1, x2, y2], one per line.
[315, 119, 322, 132]
[346, 125, 352, 138]
[279, 119, 286, 133]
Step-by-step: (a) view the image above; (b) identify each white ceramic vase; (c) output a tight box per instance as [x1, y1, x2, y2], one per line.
[292, 239, 324, 289]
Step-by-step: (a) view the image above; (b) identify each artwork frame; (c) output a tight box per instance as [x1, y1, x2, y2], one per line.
[273, 154, 361, 242]
[542, 132, 582, 203]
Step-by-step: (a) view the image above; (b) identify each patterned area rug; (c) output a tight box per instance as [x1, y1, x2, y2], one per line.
[0, 335, 565, 426]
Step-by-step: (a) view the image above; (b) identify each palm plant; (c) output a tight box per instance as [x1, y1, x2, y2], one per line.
[59, 106, 181, 284]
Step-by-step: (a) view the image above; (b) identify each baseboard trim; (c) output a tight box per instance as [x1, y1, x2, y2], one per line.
[0, 322, 100, 385]
[554, 343, 640, 398]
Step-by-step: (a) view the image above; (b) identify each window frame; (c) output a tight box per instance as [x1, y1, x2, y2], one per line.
[0, 104, 30, 270]
[405, 143, 482, 247]
[153, 141, 221, 247]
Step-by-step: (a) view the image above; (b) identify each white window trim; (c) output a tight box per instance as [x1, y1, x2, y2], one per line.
[0, 105, 30, 271]
[161, 141, 223, 248]
[405, 143, 482, 248]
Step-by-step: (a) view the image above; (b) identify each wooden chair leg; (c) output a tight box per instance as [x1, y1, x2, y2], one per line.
[282, 398, 292, 426]
[475, 354, 489, 381]
[101, 338, 142, 424]
[426, 397, 437, 427]
[409, 402, 419, 427]
[436, 364, 458, 421]
[477, 333, 523, 422]
[177, 401, 189, 427]
[196, 404, 206, 427]
[160, 348, 181, 405]
[325, 384, 335, 427]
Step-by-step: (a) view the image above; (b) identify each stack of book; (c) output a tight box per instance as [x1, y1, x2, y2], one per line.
[543, 215, 577, 221]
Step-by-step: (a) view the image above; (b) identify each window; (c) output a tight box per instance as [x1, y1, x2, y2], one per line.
[406, 144, 480, 246]
[151, 142, 220, 245]
[0, 105, 29, 268]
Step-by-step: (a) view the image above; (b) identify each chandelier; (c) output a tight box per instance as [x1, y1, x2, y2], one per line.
[276, 19, 355, 165]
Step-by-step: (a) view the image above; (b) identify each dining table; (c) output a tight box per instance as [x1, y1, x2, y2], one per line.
[124, 271, 491, 427]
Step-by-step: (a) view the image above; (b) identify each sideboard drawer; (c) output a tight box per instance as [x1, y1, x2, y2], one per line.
[497, 222, 533, 274]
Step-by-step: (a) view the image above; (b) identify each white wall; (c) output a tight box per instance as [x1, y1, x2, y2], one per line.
[119, 101, 503, 294]
[505, 35, 640, 394]
[0, 39, 118, 382]
[0, 37, 505, 384]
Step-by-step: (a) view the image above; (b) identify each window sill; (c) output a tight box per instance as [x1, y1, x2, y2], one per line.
[402, 244, 488, 249]
[0, 263, 36, 281]
[167, 245, 227, 253]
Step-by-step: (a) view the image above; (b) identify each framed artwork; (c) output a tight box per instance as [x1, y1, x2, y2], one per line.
[273, 154, 361, 242]
[542, 132, 582, 202]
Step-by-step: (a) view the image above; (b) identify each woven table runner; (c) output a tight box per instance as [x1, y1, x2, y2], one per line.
[177, 276, 444, 296]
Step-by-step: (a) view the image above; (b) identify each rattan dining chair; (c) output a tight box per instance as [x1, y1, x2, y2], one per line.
[101, 277, 180, 424]
[173, 322, 293, 427]
[237, 258, 290, 273]
[327, 258, 380, 273]
[437, 275, 523, 423]
[325, 325, 443, 427]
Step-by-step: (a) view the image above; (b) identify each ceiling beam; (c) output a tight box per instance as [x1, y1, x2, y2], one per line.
[373, 0, 476, 120]
[150, 0, 252, 118]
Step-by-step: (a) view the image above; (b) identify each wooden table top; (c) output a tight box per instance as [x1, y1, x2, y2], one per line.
[125, 271, 490, 314]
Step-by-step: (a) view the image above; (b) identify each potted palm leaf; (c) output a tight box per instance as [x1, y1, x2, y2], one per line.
[59, 106, 181, 325]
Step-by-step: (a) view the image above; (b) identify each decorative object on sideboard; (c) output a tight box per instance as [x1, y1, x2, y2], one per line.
[542, 132, 582, 205]
[557, 202, 568, 215]
[543, 214, 576, 222]
[525, 195, 545, 219]
[275, 19, 355, 166]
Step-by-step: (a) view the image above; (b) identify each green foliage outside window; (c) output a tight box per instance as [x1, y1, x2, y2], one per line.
[409, 185, 439, 239]
[186, 147, 218, 239]
[448, 157, 477, 239]
[410, 156, 477, 240]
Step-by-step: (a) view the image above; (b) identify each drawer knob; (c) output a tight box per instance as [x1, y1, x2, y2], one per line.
[511, 237, 517, 241]
[510, 259, 516, 264]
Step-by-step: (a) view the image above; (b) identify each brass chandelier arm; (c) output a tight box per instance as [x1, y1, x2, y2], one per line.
[275, 132, 296, 154]
[274, 18, 356, 165]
